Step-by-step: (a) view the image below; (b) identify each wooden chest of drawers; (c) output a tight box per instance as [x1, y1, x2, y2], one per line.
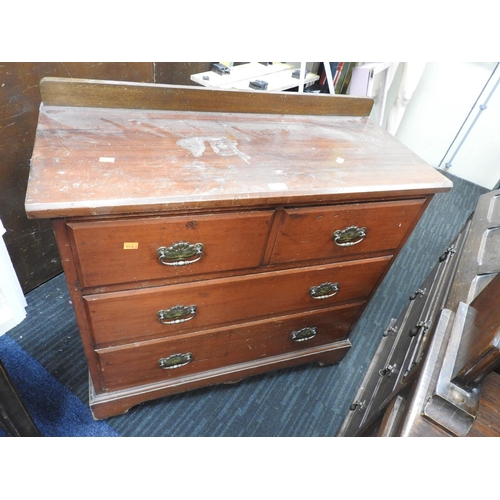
[338, 189, 500, 437]
[25, 77, 452, 419]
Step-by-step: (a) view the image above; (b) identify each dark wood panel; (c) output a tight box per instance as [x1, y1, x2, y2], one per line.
[39, 77, 375, 116]
[454, 272, 500, 383]
[467, 372, 500, 437]
[154, 62, 213, 85]
[0, 63, 153, 292]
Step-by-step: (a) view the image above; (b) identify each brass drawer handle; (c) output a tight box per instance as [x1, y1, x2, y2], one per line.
[291, 326, 318, 342]
[310, 281, 339, 300]
[333, 225, 366, 247]
[157, 241, 204, 266]
[157, 305, 197, 324]
[158, 352, 193, 370]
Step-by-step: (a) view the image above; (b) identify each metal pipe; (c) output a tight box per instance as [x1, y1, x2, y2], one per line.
[440, 63, 500, 170]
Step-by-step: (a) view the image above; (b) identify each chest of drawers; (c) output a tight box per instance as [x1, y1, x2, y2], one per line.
[25, 77, 452, 419]
[338, 189, 500, 437]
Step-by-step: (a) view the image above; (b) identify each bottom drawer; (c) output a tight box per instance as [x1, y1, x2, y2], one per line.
[96, 303, 362, 391]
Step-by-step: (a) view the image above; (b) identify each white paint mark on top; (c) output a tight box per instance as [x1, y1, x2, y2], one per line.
[177, 137, 250, 163]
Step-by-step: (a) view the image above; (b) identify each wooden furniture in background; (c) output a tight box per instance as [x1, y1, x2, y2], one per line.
[0, 359, 40, 436]
[339, 189, 500, 437]
[25, 78, 451, 419]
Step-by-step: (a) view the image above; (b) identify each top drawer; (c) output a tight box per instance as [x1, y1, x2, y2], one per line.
[67, 211, 274, 288]
[270, 199, 426, 265]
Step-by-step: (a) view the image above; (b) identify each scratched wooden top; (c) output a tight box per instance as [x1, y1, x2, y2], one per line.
[26, 104, 452, 218]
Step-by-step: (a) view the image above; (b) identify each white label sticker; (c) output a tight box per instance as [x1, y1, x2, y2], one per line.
[268, 183, 288, 191]
[99, 157, 115, 163]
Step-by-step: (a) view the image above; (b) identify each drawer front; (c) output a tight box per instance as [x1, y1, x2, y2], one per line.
[339, 238, 463, 436]
[67, 210, 274, 288]
[96, 304, 361, 391]
[85, 256, 391, 345]
[270, 199, 426, 265]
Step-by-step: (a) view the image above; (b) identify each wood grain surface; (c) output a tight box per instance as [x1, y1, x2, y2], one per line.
[26, 101, 452, 219]
[39, 77, 374, 115]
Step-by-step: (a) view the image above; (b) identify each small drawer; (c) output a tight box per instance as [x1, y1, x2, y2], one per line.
[270, 199, 426, 265]
[67, 210, 274, 288]
[95, 304, 361, 391]
[85, 255, 391, 346]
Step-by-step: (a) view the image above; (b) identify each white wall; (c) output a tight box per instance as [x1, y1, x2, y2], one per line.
[378, 62, 500, 189]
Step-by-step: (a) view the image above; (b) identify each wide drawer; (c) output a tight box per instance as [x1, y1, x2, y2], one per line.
[67, 210, 274, 288]
[95, 304, 361, 391]
[270, 199, 426, 265]
[85, 255, 391, 346]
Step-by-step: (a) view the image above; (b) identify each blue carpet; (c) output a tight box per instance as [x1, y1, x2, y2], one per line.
[0, 335, 118, 437]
